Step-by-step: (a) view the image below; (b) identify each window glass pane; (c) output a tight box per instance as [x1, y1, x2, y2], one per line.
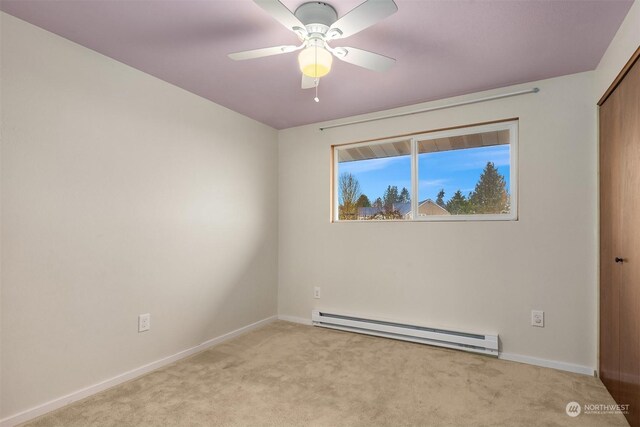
[417, 128, 511, 216]
[336, 139, 412, 221]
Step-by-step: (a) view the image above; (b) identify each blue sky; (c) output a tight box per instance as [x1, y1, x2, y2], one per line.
[339, 145, 511, 203]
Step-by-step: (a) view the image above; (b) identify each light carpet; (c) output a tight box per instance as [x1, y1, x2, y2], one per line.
[22, 321, 628, 426]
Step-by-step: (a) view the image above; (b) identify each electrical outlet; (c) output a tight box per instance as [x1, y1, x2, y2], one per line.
[313, 287, 321, 299]
[138, 313, 150, 332]
[531, 310, 544, 327]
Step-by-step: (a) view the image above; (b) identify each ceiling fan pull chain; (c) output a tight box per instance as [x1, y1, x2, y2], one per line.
[313, 45, 319, 102]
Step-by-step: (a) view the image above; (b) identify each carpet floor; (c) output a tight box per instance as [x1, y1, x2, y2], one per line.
[22, 321, 628, 427]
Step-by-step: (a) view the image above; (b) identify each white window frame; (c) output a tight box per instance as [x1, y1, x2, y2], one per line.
[332, 120, 518, 222]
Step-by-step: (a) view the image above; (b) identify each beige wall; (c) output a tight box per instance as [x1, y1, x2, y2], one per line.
[278, 72, 598, 369]
[1, 13, 278, 418]
[594, 0, 640, 101]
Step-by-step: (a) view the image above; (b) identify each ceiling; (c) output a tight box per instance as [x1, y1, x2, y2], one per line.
[1, 0, 633, 129]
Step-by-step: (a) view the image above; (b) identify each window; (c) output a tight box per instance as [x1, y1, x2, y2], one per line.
[335, 137, 412, 221]
[332, 120, 517, 222]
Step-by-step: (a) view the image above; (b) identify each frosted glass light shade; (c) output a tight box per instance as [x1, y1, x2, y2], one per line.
[298, 46, 333, 78]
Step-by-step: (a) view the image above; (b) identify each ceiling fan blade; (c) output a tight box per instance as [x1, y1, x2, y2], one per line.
[254, 0, 307, 35]
[228, 45, 299, 61]
[301, 74, 317, 89]
[333, 47, 396, 72]
[327, 0, 397, 39]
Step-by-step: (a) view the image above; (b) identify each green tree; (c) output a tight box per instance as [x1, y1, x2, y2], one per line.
[383, 185, 399, 211]
[373, 197, 383, 209]
[436, 189, 446, 208]
[468, 162, 509, 214]
[446, 190, 471, 215]
[399, 187, 410, 203]
[376, 186, 405, 218]
[356, 194, 371, 208]
[338, 173, 362, 220]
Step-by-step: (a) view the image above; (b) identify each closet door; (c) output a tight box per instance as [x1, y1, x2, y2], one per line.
[600, 52, 640, 427]
[618, 57, 640, 427]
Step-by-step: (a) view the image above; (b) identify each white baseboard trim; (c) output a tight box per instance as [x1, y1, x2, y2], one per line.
[0, 315, 277, 427]
[278, 315, 595, 376]
[499, 352, 595, 376]
[278, 314, 312, 325]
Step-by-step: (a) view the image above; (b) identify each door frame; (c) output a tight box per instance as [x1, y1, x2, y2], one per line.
[598, 46, 640, 106]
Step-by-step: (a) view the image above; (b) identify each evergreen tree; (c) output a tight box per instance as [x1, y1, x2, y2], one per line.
[356, 194, 371, 208]
[468, 162, 509, 214]
[383, 185, 400, 210]
[399, 187, 410, 203]
[436, 189, 446, 208]
[373, 197, 383, 209]
[446, 190, 471, 215]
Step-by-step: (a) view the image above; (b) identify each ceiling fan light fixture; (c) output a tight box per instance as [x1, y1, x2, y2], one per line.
[298, 45, 333, 78]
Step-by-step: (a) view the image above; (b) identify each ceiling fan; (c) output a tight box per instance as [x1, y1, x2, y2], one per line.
[229, 0, 398, 97]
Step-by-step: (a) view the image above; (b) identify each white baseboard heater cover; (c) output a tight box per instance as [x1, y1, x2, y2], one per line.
[312, 310, 498, 356]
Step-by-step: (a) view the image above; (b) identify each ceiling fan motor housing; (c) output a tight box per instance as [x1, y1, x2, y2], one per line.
[228, 0, 398, 83]
[294, 2, 338, 35]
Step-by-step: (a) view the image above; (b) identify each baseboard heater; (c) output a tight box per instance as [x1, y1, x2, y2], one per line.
[312, 310, 499, 356]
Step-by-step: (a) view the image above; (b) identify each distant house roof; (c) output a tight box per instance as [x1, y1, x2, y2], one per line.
[357, 199, 449, 219]
[418, 199, 450, 216]
[395, 202, 412, 216]
[358, 206, 383, 217]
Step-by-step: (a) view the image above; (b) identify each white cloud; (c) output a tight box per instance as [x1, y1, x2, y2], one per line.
[339, 156, 405, 174]
[457, 147, 511, 170]
[419, 178, 448, 188]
